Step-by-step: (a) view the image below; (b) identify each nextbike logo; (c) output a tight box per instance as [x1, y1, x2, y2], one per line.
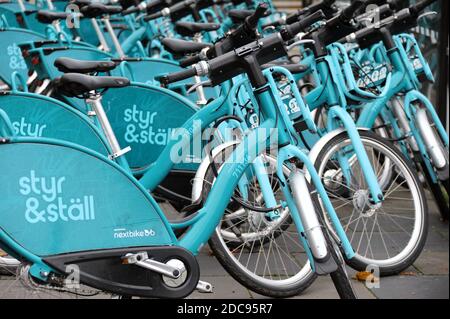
[7, 43, 27, 70]
[123, 105, 173, 145]
[12, 117, 47, 137]
[19, 171, 96, 224]
[113, 228, 156, 239]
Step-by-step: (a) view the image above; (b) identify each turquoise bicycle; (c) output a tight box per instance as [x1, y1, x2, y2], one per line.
[0, 20, 360, 298]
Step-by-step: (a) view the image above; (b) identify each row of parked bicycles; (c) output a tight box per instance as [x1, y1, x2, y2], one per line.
[0, 0, 448, 299]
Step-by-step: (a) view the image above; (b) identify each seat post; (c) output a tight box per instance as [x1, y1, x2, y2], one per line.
[193, 32, 208, 106]
[86, 93, 131, 161]
[102, 15, 126, 58]
[91, 18, 111, 52]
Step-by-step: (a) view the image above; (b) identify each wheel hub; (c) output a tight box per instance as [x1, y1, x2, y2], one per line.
[323, 169, 343, 191]
[248, 209, 274, 232]
[353, 190, 378, 217]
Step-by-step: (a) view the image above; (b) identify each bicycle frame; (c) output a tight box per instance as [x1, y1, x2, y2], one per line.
[301, 55, 384, 203]
[0, 71, 356, 280]
[354, 34, 449, 183]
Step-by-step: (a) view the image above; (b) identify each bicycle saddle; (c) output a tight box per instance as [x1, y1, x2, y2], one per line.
[175, 22, 220, 37]
[262, 61, 308, 74]
[161, 38, 212, 55]
[80, 3, 123, 18]
[54, 57, 118, 74]
[36, 10, 71, 24]
[54, 73, 130, 97]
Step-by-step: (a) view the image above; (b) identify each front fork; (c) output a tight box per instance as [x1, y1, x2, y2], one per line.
[276, 145, 355, 274]
[403, 90, 449, 182]
[327, 106, 384, 203]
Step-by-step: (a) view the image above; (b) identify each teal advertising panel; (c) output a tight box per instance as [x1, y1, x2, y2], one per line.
[0, 92, 110, 156]
[0, 28, 46, 85]
[101, 83, 200, 171]
[0, 138, 175, 257]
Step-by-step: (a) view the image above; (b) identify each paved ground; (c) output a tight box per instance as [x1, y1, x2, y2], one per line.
[0, 193, 448, 299]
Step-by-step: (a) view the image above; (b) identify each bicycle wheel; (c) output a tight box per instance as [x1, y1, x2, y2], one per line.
[203, 148, 316, 298]
[314, 130, 428, 276]
[0, 252, 20, 276]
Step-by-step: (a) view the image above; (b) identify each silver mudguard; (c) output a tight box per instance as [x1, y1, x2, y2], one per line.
[306, 128, 370, 180]
[190, 141, 292, 204]
[191, 141, 240, 204]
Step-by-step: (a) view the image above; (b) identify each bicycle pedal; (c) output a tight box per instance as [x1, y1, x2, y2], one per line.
[196, 280, 213, 293]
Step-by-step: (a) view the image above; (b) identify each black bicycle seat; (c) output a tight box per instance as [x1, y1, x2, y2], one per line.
[80, 3, 123, 18]
[54, 57, 118, 74]
[161, 38, 212, 55]
[175, 22, 220, 37]
[54, 73, 130, 97]
[36, 10, 71, 24]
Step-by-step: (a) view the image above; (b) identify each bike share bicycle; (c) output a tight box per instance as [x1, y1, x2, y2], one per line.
[0, 0, 442, 298]
[0, 14, 364, 298]
[181, 0, 432, 283]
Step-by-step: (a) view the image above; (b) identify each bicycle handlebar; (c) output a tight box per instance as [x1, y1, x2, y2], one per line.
[341, 0, 366, 23]
[117, 0, 140, 9]
[284, 10, 326, 39]
[179, 54, 202, 68]
[344, 0, 437, 48]
[80, 3, 123, 18]
[163, 21, 304, 87]
[158, 66, 197, 85]
[179, 9, 326, 68]
[410, 0, 437, 15]
[143, 0, 227, 21]
[262, 0, 335, 29]
[144, 0, 195, 21]
[246, 2, 269, 30]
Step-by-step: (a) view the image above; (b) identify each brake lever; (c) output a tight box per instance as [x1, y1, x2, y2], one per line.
[418, 11, 437, 21]
[187, 80, 211, 94]
[287, 39, 316, 51]
[263, 25, 276, 32]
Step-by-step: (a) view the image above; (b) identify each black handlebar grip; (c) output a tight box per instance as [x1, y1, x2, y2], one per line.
[387, 0, 403, 10]
[69, 0, 92, 9]
[411, 0, 437, 15]
[159, 67, 197, 85]
[297, 9, 326, 30]
[360, 0, 387, 9]
[285, 11, 301, 25]
[341, 0, 366, 22]
[351, 25, 376, 42]
[246, 3, 269, 29]
[281, 10, 326, 41]
[118, 0, 140, 10]
[170, 0, 195, 13]
[143, 11, 162, 21]
[145, 0, 167, 13]
[231, 0, 248, 5]
[179, 54, 202, 68]
[122, 5, 140, 15]
[286, 0, 335, 25]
